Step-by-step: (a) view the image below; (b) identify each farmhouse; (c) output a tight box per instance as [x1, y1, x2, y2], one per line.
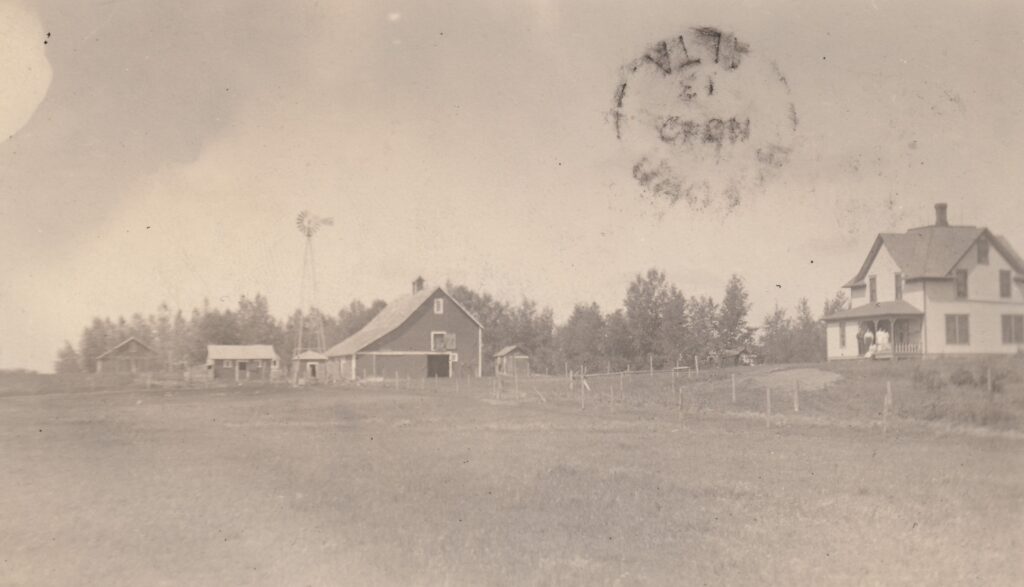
[96, 337, 159, 374]
[824, 203, 1024, 359]
[494, 345, 530, 377]
[326, 279, 483, 380]
[206, 345, 281, 381]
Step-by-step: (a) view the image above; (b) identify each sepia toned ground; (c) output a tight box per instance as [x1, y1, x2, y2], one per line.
[1, 383, 1021, 586]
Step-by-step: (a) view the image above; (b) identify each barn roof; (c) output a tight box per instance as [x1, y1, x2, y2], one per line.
[326, 286, 482, 357]
[844, 226, 1024, 287]
[494, 344, 529, 358]
[821, 300, 923, 322]
[95, 337, 156, 360]
[206, 344, 279, 361]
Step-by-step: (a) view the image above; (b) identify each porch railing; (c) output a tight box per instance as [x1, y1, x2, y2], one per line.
[892, 342, 922, 355]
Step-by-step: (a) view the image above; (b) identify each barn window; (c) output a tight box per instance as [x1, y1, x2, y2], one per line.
[955, 269, 968, 299]
[434, 299, 444, 314]
[431, 331, 446, 351]
[445, 333, 457, 350]
[223, 360, 233, 367]
[977, 238, 989, 264]
[1000, 270, 1012, 298]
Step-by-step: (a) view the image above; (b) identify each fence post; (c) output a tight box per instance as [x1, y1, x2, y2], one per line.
[883, 381, 893, 434]
[765, 387, 772, 428]
[649, 354, 653, 377]
[580, 366, 587, 410]
[793, 380, 800, 413]
[694, 355, 699, 375]
[731, 373, 736, 404]
[987, 367, 993, 397]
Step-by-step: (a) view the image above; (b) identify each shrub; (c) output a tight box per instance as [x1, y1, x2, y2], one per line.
[949, 367, 976, 387]
[912, 366, 945, 392]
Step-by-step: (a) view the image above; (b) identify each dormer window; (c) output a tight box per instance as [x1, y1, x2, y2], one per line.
[434, 298, 444, 314]
[955, 269, 968, 299]
[977, 238, 989, 264]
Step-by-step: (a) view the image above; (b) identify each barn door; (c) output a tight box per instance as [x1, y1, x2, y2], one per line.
[427, 355, 450, 378]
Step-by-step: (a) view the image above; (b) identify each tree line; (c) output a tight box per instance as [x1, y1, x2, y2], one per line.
[56, 271, 847, 374]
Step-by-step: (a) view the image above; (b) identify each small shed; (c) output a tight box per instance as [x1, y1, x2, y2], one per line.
[96, 337, 159, 374]
[720, 347, 757, 367]
[206, 345, 281, 381]
[292, 350, 328, 382]
[494, 345, 530, 377]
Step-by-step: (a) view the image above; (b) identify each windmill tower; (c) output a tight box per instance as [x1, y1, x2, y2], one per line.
[293, 210, 333, 381]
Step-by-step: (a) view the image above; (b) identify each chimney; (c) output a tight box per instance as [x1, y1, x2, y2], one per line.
[934, 203, 949, 227]
[412, 276, 425, 294]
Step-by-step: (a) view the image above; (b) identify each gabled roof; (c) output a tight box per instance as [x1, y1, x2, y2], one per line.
[326, 286, 483, 357]
[96, 337, 156, 360]
[206, 344, 279, 361]
[821, 300, 923, 322]
[494, 344, 529, 358]
[845, 225, 1024, 287]
[294, 350, 327, 361]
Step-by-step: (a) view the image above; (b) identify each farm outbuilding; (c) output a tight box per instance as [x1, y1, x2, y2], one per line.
[95, 337, 159, 374]
[494, 345, 530, 377]
[206, 345, 281, 382]
[292, 350, 328, 382]
[326, 279, 483, 380]
[720, 348, 757, 367]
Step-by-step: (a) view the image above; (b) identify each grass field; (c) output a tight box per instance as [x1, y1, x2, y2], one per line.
[1, 378, 1022, 585]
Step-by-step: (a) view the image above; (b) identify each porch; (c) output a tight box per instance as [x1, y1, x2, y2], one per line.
[824, 300, 925, 360]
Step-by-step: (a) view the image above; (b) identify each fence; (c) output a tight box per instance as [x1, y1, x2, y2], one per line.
[343, 362, 1023, 433]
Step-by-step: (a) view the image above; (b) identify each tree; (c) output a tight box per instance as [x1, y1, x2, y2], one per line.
[54, 341, 82, 374]
[822, 290, 849, 317]
[759, 305, 793, 364]
[657, 287, 689, 366]
[688, 296, 720, 358]
[558, 303, 606, 371]
[603, 309, 633, 371]
[718, 274, 753, 350]
[624, 269, 673, 366]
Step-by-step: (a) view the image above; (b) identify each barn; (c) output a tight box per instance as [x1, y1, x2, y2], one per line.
[494, 345, 530, 377]
[95, 337, 159, 374]
[206, 345, 281, 381]
[326, 279, 483, 380]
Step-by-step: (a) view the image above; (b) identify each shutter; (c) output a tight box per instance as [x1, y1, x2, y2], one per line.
[960, 316, 969, 344]
[945, 315, 956, 345]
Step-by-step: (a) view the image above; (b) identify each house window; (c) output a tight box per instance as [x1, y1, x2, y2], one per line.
[434, 299, 444, 314]
[839, 321, 847, 348]
[945, 314, 970, 345]
[1000, 270, 1012, 298]
[271, 359, 279, 368]
[869, 275, 877, 302]
[431, 331, 446, 351]
[223, 360, 233, 367]
[1003, 315, 1024, 344]
[977, 238, 989, 264]
[955, 269, 968, 299]
[894, 273, 903, 301]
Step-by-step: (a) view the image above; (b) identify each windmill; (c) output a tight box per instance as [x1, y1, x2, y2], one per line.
[293, 210, 333, 382]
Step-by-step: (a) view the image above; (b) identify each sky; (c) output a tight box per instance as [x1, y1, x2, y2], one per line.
[1, 0, 1022, 372]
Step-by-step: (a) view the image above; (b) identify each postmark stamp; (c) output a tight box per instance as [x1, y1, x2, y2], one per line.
[611, 27, 798, 214]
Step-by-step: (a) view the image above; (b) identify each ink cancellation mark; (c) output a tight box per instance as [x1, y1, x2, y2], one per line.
[612, 27, 798, 213]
